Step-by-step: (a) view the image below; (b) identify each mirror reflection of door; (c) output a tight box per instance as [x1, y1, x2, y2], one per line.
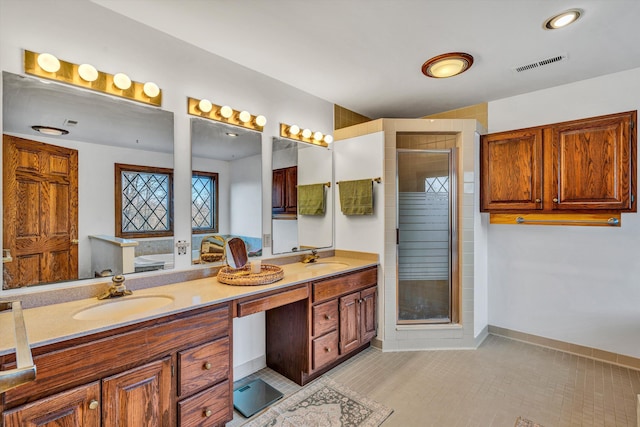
[3, 135, 79, 289]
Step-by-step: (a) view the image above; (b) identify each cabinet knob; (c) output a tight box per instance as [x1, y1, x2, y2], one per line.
[535, 198, 541, 203]
[89, 400, 99, 410]
[204, 409, 212, 418]
[553, 197, 559, 203]
[325, 347, 331, 352]
[203, 362, 212, 370]
[324, 314, 332, 320]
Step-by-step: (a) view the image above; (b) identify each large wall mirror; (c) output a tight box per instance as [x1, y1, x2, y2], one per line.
[272, 137, 333, 254]
[2, 71, 174, 290]
[191, 118, 262, 265]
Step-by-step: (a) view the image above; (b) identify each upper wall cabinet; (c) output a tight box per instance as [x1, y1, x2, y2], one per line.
[481, 111, 637, 213]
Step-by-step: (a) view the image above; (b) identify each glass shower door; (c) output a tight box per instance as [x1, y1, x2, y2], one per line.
[397, 149, 456, 324]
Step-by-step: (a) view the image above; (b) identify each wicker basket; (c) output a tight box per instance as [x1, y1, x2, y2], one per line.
[216, 263, 284, 286]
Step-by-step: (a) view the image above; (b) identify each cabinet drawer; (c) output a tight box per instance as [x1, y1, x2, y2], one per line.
[237, 285, 309, 317]
[313, 268, 377, 303]
[178, 337, 230, 397]
[178, 380, 231, 427]
[312, 330, 339, 371]
[312, 300, 338, 337]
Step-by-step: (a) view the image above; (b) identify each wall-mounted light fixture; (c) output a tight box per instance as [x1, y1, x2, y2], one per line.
[24, 50, 162, 107]
[280, 123, 333, 147]
[187, 97, 267, 132]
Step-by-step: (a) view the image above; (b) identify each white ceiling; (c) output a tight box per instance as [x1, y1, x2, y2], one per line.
[92, 0, 640, 119]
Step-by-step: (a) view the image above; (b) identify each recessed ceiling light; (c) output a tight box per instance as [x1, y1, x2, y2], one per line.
[32, 125, 69, 136]
[422, 52, 474, 78]
[544, 9, 582, 30]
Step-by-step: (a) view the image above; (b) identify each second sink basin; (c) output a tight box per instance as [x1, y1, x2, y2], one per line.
[305, 262, 350, 271]
[73, 295, 175, 322]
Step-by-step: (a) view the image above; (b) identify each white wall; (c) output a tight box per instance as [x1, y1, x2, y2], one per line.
[487, 67, 640, 358]
[0, 0, 334, 376]
[230, 154, 262, 238]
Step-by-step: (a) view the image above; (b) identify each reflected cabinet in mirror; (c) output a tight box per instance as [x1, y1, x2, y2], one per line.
[2, 71, 174, 289]
[272, 137, 333, 254]
[191, 118, 262, 265]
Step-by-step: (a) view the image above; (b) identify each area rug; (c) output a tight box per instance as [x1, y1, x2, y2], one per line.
[515, 416, 544, 427]
[242, 376, 393, 427]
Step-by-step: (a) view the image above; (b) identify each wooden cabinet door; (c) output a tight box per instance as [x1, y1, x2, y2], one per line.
[102, 357, 172, 427]
[339, 292, 361, 354]
[549, 111, 636, 211]
[360, 287, 377, 344]
[2, 135, 79, 289]
[3, 382, 100, 427]
[285, 166, 298, 213]
[480, 128, 543, 211]
[272, 169, 285, 213]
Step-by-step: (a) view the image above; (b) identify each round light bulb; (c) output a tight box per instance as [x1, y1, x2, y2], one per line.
[220, 105, 233, 118]
[113, 73, 132, 90]
[302, 128, 312, 139]
[198, 99, 213, 113]
[143, 82, 160, 98]
[324, 135, 334, 144]
[238, 110, 251, 123]
[313, 131, 324, 141]
[288, 125, 300, 136]
[255, 115, 267, 127]
[430, 59, 465, 78]
[78, 63, 98, 82]
[37, 53, 61, 73]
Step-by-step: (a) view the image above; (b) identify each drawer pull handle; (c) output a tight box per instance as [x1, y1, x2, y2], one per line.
[324, 314, 332, 320]
[89, 400, 99, 410]
[203, 362, 212, 370]
[325, 347, 331, 352]
[204, 408, 212, 417]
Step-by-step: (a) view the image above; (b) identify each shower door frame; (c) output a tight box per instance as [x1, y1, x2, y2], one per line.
[395, 147, 459, 325]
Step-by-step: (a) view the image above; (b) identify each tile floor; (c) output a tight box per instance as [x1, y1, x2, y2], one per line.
[229, 335, 640, 426]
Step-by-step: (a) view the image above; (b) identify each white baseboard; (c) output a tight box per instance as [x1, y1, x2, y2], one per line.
[233, 355, 266, 381]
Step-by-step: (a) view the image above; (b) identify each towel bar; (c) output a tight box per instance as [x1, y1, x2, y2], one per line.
[337, 177, 382, 184]
[0, 301, 37, 393]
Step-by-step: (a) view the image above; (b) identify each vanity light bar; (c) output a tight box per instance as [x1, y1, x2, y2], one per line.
[187, 97, 266, 132]
[23, 50, 162, 107]
[279, 123, 332, 148]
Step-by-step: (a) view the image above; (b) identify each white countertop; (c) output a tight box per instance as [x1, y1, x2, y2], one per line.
[0, 254, 377, 356]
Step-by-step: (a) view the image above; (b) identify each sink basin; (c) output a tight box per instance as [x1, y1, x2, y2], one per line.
[305, 262, 350, 271]
[73, 295, 175, 321]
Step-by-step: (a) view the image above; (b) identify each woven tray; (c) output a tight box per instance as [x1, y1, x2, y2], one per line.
[217, 263, 284, 286]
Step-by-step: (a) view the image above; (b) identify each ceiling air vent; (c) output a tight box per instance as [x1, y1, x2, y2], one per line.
[64, 119, 78, 127]
[513, 54, 568, 73]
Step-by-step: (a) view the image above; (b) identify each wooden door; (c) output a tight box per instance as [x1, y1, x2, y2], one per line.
[102, 357, 172, 427]
[2, 135, 78, 289]
[285, 166, 298, 213]
[339, 292, 361, 354]
[3, 381, 100, 427]
[272, 169, 285, 214]
[549, 111, 636, 211]
[360, 287, 377, 343]
[480, 128, 543, 211]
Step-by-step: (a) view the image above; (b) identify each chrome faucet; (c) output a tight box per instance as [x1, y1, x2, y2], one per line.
[301, 250, 320, 264]
[98, 275, 132, 300]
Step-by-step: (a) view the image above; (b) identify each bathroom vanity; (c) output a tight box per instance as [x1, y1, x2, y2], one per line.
[0, 253, 378, 426]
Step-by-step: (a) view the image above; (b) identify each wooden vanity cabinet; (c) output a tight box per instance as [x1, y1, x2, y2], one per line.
[1, 303, 233, 427]
[265, 266, 378, 385]
[481, 110, 636, 213]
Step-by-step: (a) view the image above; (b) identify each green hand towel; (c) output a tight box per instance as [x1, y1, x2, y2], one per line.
[297, 183, 325, 215]
[339, 179, 373, 215]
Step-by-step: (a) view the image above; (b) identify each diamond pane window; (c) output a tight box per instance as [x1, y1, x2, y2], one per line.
[116, 164, 173, 238]
[192, 171, 219, 234]
[425, 176, 449, 193]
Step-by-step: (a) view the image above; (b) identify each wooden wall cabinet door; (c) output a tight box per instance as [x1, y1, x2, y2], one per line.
[102, 357, 173, 427]
[272, 169, 285, 214]
[272, 166, 297, 215]
[3, 382, 100, 427]
[549, 112, 635, 210]
[480, 128, 543, 211]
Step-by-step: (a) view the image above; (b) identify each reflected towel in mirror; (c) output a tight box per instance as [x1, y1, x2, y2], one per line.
[297, 183, 326, 215]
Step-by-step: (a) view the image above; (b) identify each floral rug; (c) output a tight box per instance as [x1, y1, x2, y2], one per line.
[515, 416, 544, 427]
[242, 377, 393, 427]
